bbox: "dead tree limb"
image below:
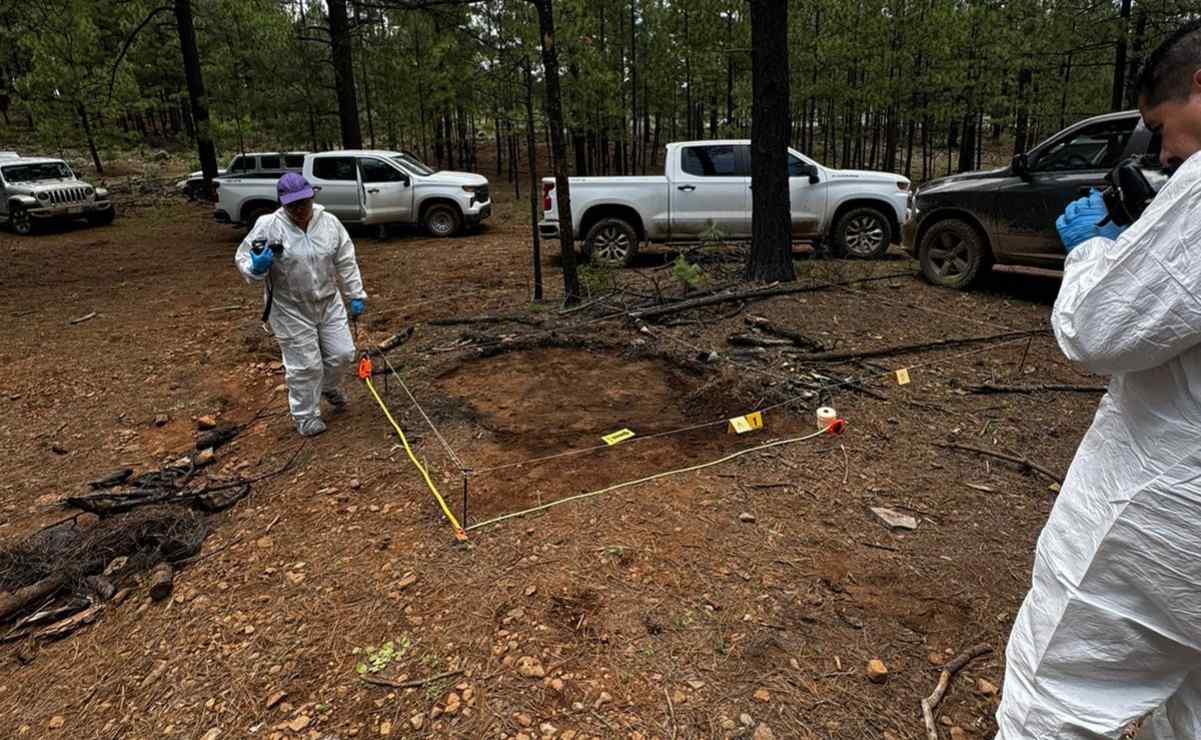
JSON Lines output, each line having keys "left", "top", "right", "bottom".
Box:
{"left": 969, "top": 383, "right": 1106, "bottom": 395}
{"left": 374, "top": 326, "right": 415, "bottom": 354}
{"left": 935, "top": 442, "right": 1063, "bottom": 484}
{"left": 921, "top": 643, "right": 993, "bottom": 740}
{"left": 791, "top": 328, "right": 1047, "bottom": 364}
{"left": 0, "top": 576, "right": 66, "bottom": 622}
{"left": 745, "top": 315, "right": 830, "bottom": 351}
{"left": 428, "top": 315, "right": 542, "bottom": 328}
{"left": 626, "top": 273, "right": 914, "bottom": 322}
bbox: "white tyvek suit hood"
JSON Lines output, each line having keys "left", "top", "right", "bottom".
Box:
{"left": 235, "top": 205, "right": 366, "bottom": 427}
{"left": 996, "top": 150, "right": 1201, "bottom": 738}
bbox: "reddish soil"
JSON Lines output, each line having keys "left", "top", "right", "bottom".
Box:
{"left": 0, "top": 179, "right": 1093, "bottom": 739}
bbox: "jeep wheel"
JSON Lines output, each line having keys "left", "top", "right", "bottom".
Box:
{"left": 831, "top": 206, "right": 892, "bottom": 259}
{"left": 583, "top": 218, "right": 639, "bottom": 268}
{"left": 86, "top": 207, "right": 115, "bottom": 227}
{"left": 8, "top": 204, "right": 32, "bottom": 236}
{"left": 919, "top": 219, "right": 992, "bottom": 289}
{"left": 244, "top": 204, "right": 274, "bottom": 228}
{"left": 424, "top": 203, "right": 463, "bottom": 238}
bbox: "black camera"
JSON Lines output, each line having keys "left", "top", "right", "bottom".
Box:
{"left": 251, "top": 238, "right": 285, "bottom": 256}
{"left": 1099, "top": 155, "right": 1171, "bottom": 227}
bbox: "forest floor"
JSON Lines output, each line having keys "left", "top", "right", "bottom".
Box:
{"left": 0, "top": 178, "right": 1099, "bottom": 740}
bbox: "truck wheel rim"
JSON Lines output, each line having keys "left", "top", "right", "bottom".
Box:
{"left": 12, "top": 209, "right": 30, "bottom": 234}
{"left": 430, "top": 210, "right": 455, "bottom": 235}
{"left": 927, "top": 232, "right": 971, "bottom": 279}
{"left": 845, "top": 215, "right": 884, "bottom": 255}
{"left": 594, "top": 226, "right": 631, "bottom": 263}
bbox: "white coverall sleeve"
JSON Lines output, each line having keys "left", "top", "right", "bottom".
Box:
{"left": 234, "top": 215, "right": 272, "bottom": 284}
{"left": 333, "top": 221, "right": 367, "bottom": 300}
{"left": 1052, "top": 189, "right": 1201, "bottom": 375}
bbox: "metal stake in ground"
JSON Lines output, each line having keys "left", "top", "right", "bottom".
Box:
{"left": 461, "top": 471, "right": 470, "bottom": 529}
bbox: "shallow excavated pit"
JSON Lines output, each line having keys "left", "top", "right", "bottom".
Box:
{"left": 434, "top": 346, "right": 801, "bottom": 520}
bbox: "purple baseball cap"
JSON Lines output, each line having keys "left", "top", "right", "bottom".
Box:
{"left": 277, "top": 172, "right": 315, "bottom": 206}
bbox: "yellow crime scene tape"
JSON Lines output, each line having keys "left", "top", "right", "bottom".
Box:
{"left": 358, "top": 356, "right": 468, "bottom": 542}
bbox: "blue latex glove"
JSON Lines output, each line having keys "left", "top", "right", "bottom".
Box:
{"left": 249, "top": 246, "right": 273, "bottom": 275}
{"left": 350, "top": 298, "right": 365, "bottom": 317}
{"left": 1056, "top": 189, "right": 1126, "bottom": 252}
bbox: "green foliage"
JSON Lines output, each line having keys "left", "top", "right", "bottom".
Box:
{"left": 353, "top": 635, "right": 412, "bottom": 675}
{"left": 578, "top": 263, "right": 618, "bottom": 297}
{"left": 671, "top": 254, "right": 707, "bottom": 290}
{"left": 1, "top": 0, "right": 1196, "bottom": 182}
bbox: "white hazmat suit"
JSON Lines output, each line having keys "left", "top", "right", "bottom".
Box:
{"left": 996, "top": 150, "right": 1201, "bottom": 738}
{"left": 235, "top": 204, "right": 366, "bottom": 429}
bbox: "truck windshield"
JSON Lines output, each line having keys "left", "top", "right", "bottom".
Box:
{"left": 391, "top": 153, "right": 436, "bottom": 176}
{"left": 1, "top": 162, "right": 74, "bottom": 183}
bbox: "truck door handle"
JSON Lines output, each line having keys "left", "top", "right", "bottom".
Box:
{"left": 311, "top": 186, "right": 322, "bottom": 192}
{"left": 677, "top": 185, "right": 696, "bottom": 192}
{"left": 367, "top": 188, "right": 380, "bottom": 194}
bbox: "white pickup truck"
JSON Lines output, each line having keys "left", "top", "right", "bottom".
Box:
{"left": 214, "top": 150, "right": 491, "bottom": 237}
{"left": 539, "top": 140, "right": 912, "bottom": 265}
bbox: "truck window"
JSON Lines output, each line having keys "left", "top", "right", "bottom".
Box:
{"left": 681, "top": 145, "right": 743, "bottom": 177}
{"left": 1034, "top": 118, "right": 1137, "bottom": 172}
{"left": 311, "top": 157, "right": 357, "bottom": 181}
{"left": 230, "top": 156, "right": 250, "bottom": 172}
{"left": 359, "top": 158, "right": 405, "bottom": 183}
{"left": 259, "top": 155, "right": 281, "bottom": 170}
{"left": 284, "top": 154, "right": 305, "bottom": 169}
{"left": 788, "top": 154, "right": 810, "bottom": 176}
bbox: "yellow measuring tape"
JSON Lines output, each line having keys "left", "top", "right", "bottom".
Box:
{"left": 359, "top": 356, "right": 467, "bottom": 541}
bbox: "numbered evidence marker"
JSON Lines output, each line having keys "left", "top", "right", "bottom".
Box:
{"left": 727, "top": 411, "right": 764, "bottom": 435}
{"left": 895, "top": 368, "right": 911, "bottom": 386}
{"left": 602, "top": 428, "right": 636, "bottom": 446}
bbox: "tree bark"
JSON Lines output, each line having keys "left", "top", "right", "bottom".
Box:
{"left": 1111, "top": 0, "right": 1132, "bottom": 112}
{"left": 327, "top": 0, "right": 363, "bottom": 149}
{"left": 76, "top": 103, "right": 104, "bottom": 175}
{"left": 525, "top": 58, "right": 544, "bottom": 302}
{"left": 174, "top": 0, "right": 217, "bottom": 188}
{"left": 531, "top": 0, "right": 581, "bottom": 305}
{"left": 745, "top": 0, "right": 794, "bottom": 283}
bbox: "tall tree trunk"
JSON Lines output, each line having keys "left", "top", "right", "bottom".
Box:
{"left": 1013, "top": 67, "right": 1032, "bottom": 154}
{"left": 76, "top": 103, "right": 103, "bottom": 175}
{"left": 745, "top": 0, "right": 794, "bottom": 283}
{"left": 531, "top": 0, "right": 580, "bottom": 305}
{"left": 957, "top": 111, "right": 976, "bottom": 173}
{"left": 629, "top": 0, "right": 638, "bottom": 176}
{"left": 1124, "top": 9, "right": 1149, "bottom": 109}
{"left": 1111, "top": 0, "right": 1132, "bottom": 112}
{"left": 526, "top": 57, "right": 544, "bottom": 302}
{"left": 327, "top": 0, "right": 362, "bottom": 149}
{"left": 356, "top": 7, "right": 376, "bottom": 148}
{"left": 173, "top": 0, "right": 216, "bottom": 187}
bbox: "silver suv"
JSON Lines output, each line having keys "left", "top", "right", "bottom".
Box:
{"left": 0, "top": 152, "right": 115, "bottom": 235}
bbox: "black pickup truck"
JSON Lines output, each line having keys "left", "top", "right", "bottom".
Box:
{"left": 903, "top": 110, "right": 1160, "bottom": 289}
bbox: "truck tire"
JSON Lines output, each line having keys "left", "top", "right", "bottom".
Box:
{"left": 424, "top": 203, "right": 463, "bottom": 238}
{"left": 918, "top": 219, "right": 992, "bottom": 290}
{"left": 243, "top": 203, "right": 275, "bottom": 228}
{"left": 583, "top": 217, "right": 639, "bottom": 268}
{"left": 8, "top": 204, "right": 33, "bottom": 236}
{"left": 831, "top": 206, "right": 892, "bottom": 259}
{"left": 86, "top": 207, "right": 115, "bottom": 227}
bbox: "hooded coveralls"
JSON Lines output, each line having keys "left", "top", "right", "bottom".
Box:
{"left": 996, "top": 150, "right": 1201, "bottom": 738}
{"left": 234, "top": 204, "right": 366, "bottom": 425}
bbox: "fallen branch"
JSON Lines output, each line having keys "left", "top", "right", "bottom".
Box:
{"left": 921, "top": 643, "right": 993, "bottom": 740}
{"left": 727, "top": 334, "right": 793, "bottom": 348}
{"left": 69, "top": 311, "right": 98, "bottom": 325}
{"left": 359, "top": 668, "right": 464, "bottom": 690}
{"left": 935, "top": 442, "right": 1063, "bottom": 484}
{"left": 374, "top": 326, "right": 414, "bottom": 354}
{"left": 745, "top": 315, "right": 830, "bottom": 352}
{"left": 791, "top": 328, "right": 1047, "bottom": 364}
{"left": 969, "top": 383, "right": 1106, "bottom": 395}
{"left": 626, "top": 273, "right": 914, "bottom": 322}
{"left": 428, "top": 315, "right": 542, "bottom": 328}
{"left": 0, "top": 576, "right": 67, "bottom": 622}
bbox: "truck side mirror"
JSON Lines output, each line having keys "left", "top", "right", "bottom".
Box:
{"left": 1012, "top": 153, "right": 1030, "bottom": 178}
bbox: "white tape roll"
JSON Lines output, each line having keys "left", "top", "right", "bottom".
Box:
{"left": 816, "top": 407, "right": 837, "bottom": 429}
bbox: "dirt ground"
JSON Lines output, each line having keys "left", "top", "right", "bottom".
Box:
{"left": 0, "top": 179, "right": 1101, "bottom": 739}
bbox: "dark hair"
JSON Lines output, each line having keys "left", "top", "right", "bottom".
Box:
{"left": 1137, "top": 19, "right": 1201, "bottom": 106}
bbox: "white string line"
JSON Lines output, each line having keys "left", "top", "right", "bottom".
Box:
{"left": 378, "top": 351, "right": 469, "bottom": 473}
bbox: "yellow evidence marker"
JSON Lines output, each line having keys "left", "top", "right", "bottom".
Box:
{"left": 895, "top": 368, "right": 911, "bottom": 385}
{"left": 603, "top": 428, "right": 636, "bottom": 446}
{"left": 727, "top": 411, "right": 764, "bottom": 434}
